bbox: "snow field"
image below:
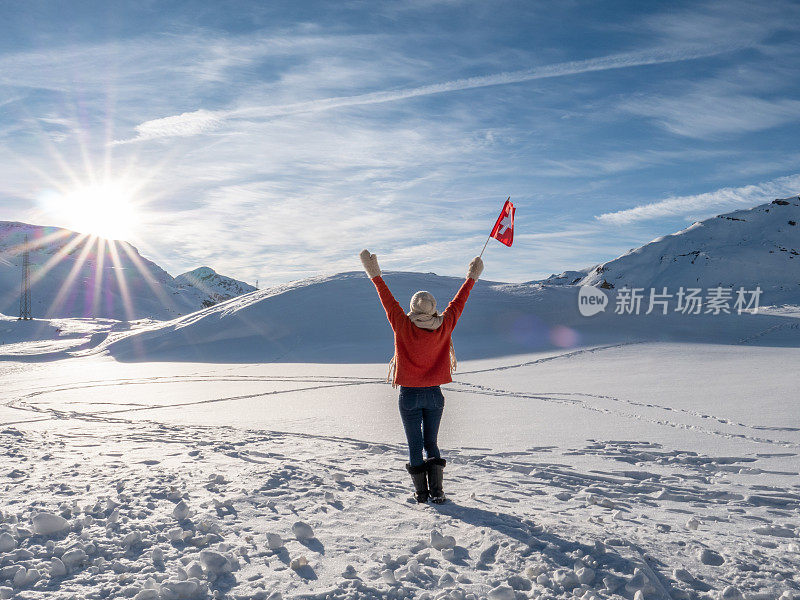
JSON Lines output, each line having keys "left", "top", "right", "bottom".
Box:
{"left": 0, "top": 335, "right": 798, "bottom": 600}
{"left": 1, "top": 413, "right": 798, "bottom": 600}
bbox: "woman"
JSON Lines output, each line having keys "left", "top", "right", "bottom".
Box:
{"left": 359, "top": 249, "right": 484, "bottom": 503}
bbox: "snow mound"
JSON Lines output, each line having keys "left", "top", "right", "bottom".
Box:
{"left": 94, "top": 272, "right": 603, "bottom": 362}
{"left": 95, "top": 268, "right": 799, "bottom": 363}
{"left": 31, "top": 512, "right": 69, "bottom": 536}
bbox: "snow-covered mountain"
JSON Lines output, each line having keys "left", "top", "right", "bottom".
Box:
{"left": 5, "top": 198, "right": 799, "bottom": 361}
{"left": 0, "top": 221, "right": 253, "bottom": 320}
{"left": 98, "top": 276, "right": 799, "bottom": 364}
{"left": 96, "top": 198, "right": 800, "bottom": 362}
{"left": 538, "top": 197, "right": 800, "bottom": 301}
{"left": 174, "top": 266, "right": 256, "bottom": 308}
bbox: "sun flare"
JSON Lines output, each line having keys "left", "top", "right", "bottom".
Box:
{"left": 59, "top": 182, "right": 139, "bottom": 240}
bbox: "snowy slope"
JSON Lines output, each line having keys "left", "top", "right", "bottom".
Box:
{"left": 0, "top": 222, "right": 253, "bottom": 320}
{"left": 542, "top": 198, "right": 800, "bottom": 300}
{"left": 98, "top": 272, "right": 554, "bottom": 362}
{"left": 93, "top": 198, "right": 800, "bottom": 363}
{"left": 94, "top": 272, "right": 799, "bottom": 364}
{"left": 6, "top": 198, "right": 800, "bottom": 361}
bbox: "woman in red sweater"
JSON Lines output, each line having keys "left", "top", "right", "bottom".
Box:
{"left": 360, "top": 249, "right": 484, "bottom": 503}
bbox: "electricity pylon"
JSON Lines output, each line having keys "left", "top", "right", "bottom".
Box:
{"left": 18, "top": 234, "right": 32, "bottom": 321}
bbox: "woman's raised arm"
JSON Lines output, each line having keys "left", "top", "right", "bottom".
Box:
{"left": 443, "top": 256, "right": 483, "bottom": 326}
{"left": 360, "top": 249, "right": 405, "bottom": 329}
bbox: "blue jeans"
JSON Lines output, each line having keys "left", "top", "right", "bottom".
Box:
{"left": 399, "top": 386, "right": 445, "bottom": 467}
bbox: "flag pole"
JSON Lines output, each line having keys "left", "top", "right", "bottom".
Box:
{"left": 479, "top": 235, "right": 491, "bottom": 259}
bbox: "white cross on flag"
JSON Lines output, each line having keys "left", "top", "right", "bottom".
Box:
{"left": 489, "top": 198, "right": 515, "bottom": 247}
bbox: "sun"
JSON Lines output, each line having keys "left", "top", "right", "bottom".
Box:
{"left": 61, "top": 181, "right": 139, "bottom": 240}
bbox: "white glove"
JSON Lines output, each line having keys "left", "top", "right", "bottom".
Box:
{"left": 467, "top": 256, "right": 484, "bottom": 280}
{"left": 360, "top": 249, "right": 381, "bottom": 278}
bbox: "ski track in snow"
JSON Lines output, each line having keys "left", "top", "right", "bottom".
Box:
{"left": 446, "top": 382, "right": 800, "bottom": 451}
{"left": 4, "top": 361, "right": 798, "bottom": 450}
{"left": 456, "top": 343, "right": 645, "bottom": 375}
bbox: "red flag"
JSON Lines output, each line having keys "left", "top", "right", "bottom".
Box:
{"left": 489, "top": 198, "right": 515, "bottom": 247}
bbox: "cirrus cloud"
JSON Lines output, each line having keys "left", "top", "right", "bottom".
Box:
{"left": 596, "top": 174, "right": 800, "bottom": 224}
{"left": 115, "top": 42, "right": 747, "bottom": 144}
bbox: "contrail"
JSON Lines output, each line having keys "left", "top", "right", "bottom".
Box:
{"left": 116, "top": 43, "right": 745, "bottom": 144}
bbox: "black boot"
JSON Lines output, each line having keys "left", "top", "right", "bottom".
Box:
{"left": 406, "top": 463, "right": 429, "bottom": 503}
{"left": 426, "top": 458, "right": 447, "bottom": 504}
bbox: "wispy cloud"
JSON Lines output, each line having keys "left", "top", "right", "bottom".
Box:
{"left": 622, "top": 93, "right": 800, "bottom": 138}
{"left": 643, "top": 0, "right": 800, "bottom": 47}
{"left": 3, "top": 1, "right": 799, "bottom": 288}
{"left": 618, "top": 13, "right": 800, "bottom": 141}
{"left": 535, "top": 148, "right": 734, "bottom": 177}
{"left": 116, "top": 43, "right": 746, "bottom": 144}
{"left": 596, "top": 174, "right": 800, "bottom": 224}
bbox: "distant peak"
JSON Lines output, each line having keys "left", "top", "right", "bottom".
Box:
{"left": 191, "top": 266, "right": 217, "bottom": 274}
{"left": 180, "top": 266, "right": 218, "bottom": 280}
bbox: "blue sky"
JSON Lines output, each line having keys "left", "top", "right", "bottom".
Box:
{"left": 1, "top": 0, "right": 799, "bottom": 285}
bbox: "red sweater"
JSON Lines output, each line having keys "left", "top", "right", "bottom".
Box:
{"left": 371, "top": 276, "right": 475, "bottom": 387}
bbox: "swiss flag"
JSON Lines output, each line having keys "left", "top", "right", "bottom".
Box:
{"left": 489, "top": 198, "right": 515, "bottom": 247}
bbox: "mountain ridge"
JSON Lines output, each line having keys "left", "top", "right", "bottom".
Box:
{"left": 3, "top": 196, "right": 799, "bottom": 330}
{"left": 0, "top": 221, "right": 254, "bottom": 320}
{"left": 91, "top": 197, "right": 800, "bottom": 362}
{"left": 535, "top": 197, "right": 800, "bottom": 302}
{"left": 174, "top": 266, "right": 256, "bottom": 309}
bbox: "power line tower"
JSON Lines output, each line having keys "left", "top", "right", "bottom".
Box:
{"left": 18, "top": 234, "right": 32, "bottom": 321}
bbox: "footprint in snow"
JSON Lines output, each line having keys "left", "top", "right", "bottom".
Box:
{"left": 477, "top": 542, "right": 499, "bottom": 569}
